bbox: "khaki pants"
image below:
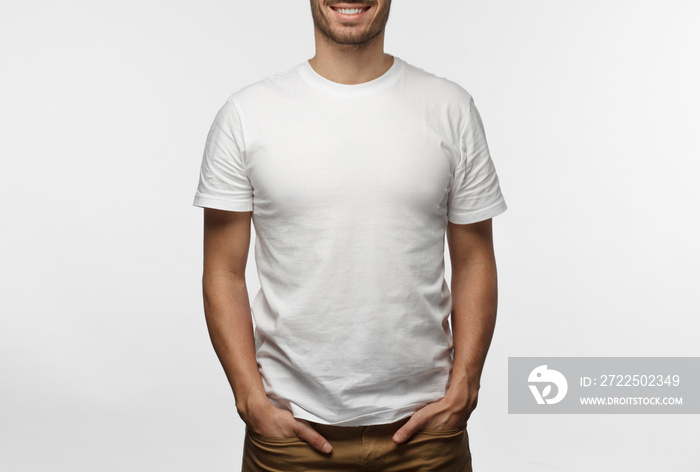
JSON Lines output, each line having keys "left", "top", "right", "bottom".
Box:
{"left": 241, "top": 415, "right": 473, "bottom": 472}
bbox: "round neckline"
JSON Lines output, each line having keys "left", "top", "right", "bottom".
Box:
{"left": 298, "top": 55, "right": 404, "bottom": 97}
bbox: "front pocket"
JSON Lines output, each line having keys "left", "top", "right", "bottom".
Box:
{"left": 246, "top": 427, "right": 303, "bottom": 444}
{"left": 419, "top": 427, "right": 466, "bottom": 435}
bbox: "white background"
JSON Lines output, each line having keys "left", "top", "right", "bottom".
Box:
{"left": 1, "top": 0, "right": 699, "bottom": 470}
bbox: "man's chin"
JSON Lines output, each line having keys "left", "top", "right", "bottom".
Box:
{"left": 319, "top": 28, "right": 372, "bottom": 47}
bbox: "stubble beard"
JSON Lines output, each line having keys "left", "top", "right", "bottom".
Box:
{"left": 310, "top": 1, "right": 391, "bottom": 49}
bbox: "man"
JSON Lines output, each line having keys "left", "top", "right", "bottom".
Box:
{"left": 193, "top": 0, "right": 507, "bottom": 470}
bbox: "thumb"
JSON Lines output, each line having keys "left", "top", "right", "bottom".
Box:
{"left": 392, "top": 416, "right": 422, "bottom": 444}
{"left": 294, "top": 418, "right": 333, "bottom": 454}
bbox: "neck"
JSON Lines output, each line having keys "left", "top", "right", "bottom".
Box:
{"left": 308, "top": 29, "right": 393, "bottom": 85}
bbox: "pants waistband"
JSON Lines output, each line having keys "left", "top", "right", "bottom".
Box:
{"left": 306, "top": 415, "right": 412, "bottom": 439}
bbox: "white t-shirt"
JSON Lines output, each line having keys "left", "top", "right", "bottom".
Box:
{"left": 193, "top": 55, "right": 507, "bottom": 426}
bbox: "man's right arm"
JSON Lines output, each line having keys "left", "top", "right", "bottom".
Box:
{"left": 200, "top": 207, "right": 334, "bottom": 453}
{"left": 201, "top": 207, "right": 266, "bottom": 421}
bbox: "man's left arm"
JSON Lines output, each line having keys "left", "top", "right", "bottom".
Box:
{"left": 444, "top": 217, "right": 498, "bottom": 415}
{"left": 393, "top": 218, "right": 498, "bottom": 443}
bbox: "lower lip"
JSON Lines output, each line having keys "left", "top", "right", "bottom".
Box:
{"left": 330, "top": 6, "right": 372, "bottom": 21}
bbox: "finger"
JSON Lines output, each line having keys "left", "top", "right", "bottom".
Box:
{"left": 392, "top": 418, "right": 421, "bottom": 444}
{"left": 295, "top": 420, "right": 333, "bottom": 454}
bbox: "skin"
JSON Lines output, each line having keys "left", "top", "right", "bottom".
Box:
{"left": 200, "top": 0, "right": 499, "bottom": 455}
{"left": 308, "top": 0, "right": 394, "bottom": 85}
{"left": 393, "top": 218, "right": 498, "bottom": 443}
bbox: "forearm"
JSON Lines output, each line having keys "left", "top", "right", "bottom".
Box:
{"left": 446, "top": 258, "right": 498, "bottom": 397}
{"left": 202, "top": 274, "right": 267, "bottom": 419}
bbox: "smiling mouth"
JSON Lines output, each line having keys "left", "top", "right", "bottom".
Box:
{"left": 330, "top": 5, "right": 372, "bottom": 17}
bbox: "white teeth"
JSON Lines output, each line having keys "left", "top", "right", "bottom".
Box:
{"left": 336, "top": 8, "right": 364, "bottom": 14}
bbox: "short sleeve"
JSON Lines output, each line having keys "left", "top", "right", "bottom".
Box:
{"left": 192, "top": 98, "right": 254, "bottom": 212}
{"left": 447, "top": 97, "right": 507, "bottom": 224}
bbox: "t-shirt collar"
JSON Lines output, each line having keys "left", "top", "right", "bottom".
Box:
{"left": 298, "top": 55, "right": 404, "bottom": 97}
